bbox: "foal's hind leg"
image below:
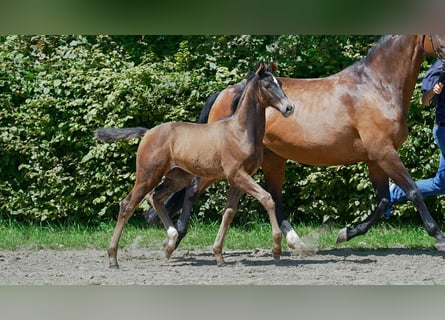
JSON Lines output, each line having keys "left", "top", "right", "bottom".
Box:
{"left": 231, "top": 170, "right": 282, "bottom": 260}
{"left": 108, "top": 182, "right": 152, "bottom": 268}
{"left": 213, "top": 187, "right": 243, "bottom": 266}
{"left": 147, "top": 168, "right": 194, "bottom": 258}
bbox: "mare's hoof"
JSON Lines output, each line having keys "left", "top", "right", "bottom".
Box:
{"left": 272, "top": 253, "right": 281, "bottom": 261}
{"left": 336, "top": 227, "right": 348, "bottom": 244}
{"left": 109, "top": 264, "right": 119, "bottom": 269}
{"left": 434, "top": 239, "right": 445, "bottom": 251}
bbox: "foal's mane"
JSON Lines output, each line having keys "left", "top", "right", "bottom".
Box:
{"left": 224, "top": 71, "right": 258, "bottom": 118}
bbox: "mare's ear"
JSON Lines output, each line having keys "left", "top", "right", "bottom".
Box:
{"left": 268, "top": 61, "right": 278, "bottom": 74}
{"left": 255, "top": 61, "right": 265, "bottom": 76}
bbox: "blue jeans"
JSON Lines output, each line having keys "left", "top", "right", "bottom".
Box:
{"left": 386, "top": 125, "right": 445, "bottom": 216}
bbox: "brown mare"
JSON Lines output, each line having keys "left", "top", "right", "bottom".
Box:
{"left": 145, "top": 35, "right": 445, "bottom": 252}
{"left": 95, "top": 62, "right": 295, "bottom": 267}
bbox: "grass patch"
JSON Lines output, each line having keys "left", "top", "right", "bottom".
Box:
{"left": 0, "top": 218, "right": 438, "bottom": 251}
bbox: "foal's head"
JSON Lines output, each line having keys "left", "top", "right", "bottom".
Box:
{"left": 250, "top": 61, "right": 294, "bottom": 117}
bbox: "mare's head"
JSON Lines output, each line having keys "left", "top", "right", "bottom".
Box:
{"left": 251, "top": 61, "right": 294, "bottom": 117}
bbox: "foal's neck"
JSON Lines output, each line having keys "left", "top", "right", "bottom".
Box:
{"left": 232, "top": 79, "right": 266, "bottom": 145}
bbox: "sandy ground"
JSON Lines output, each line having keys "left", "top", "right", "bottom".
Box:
{"left": 2, "top": 244, "right": 445, "bottom": 285}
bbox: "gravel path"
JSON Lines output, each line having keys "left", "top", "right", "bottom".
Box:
{"left": 2, "top": 246, "right": 445, "bottom": 285}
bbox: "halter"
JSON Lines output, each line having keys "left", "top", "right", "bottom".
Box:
{"left": 422, "top": 35, "right": 445, "bottom": 61}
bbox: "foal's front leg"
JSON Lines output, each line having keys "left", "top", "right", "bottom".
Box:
{"left": 262, "top": 149, "right": 309, "bottom": 254}
{"left": 213, "top": 187, "right": 243, "bottom": 266}
{"left": 231, "top": 171, "right": 282, "bottom": 260}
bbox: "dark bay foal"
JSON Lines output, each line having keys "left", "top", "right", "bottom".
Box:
{"left": 95, "top": 62, "right": 295, "bottom": 267}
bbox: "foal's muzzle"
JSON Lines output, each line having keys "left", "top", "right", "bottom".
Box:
{"left": 283, "top": 104, "right": 295, "bottom": 117}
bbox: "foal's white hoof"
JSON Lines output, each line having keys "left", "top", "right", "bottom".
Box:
{"left": 336, "top": 227, "right": 348, "bottom": 243}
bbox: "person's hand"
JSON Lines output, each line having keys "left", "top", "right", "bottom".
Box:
{"left": 433, "top": 82, "right": 444, "bottom": 95}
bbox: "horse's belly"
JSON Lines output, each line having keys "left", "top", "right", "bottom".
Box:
{"left": 264, "top": 133, "right": 367, "bottom": 166}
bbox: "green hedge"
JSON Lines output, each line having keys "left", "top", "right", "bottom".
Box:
{"left": 1, "top": 35, "right": 441, "bottom": 225}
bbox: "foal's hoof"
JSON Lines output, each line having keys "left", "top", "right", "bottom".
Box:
{"left": 434, "top": 239, "right": 445, "bottom": 251}
{"left": 165, "top": 248, "right": 174, "bottom": 259}
{"left": 108, "top": 264, "right": 119, "bottom": 269}
{"left": 272, "top": 253, "right": 281, "bottom": 261}
{"left": 215, "top": 255, "right": 226, "bottom": 267}
{"left": 217, "top": 260, "right": 227, "bottom": 267}
{"left": 336, "top": 227, "right": 348, "bottom": 244}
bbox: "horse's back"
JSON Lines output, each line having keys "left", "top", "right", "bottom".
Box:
{"left": 141, "top": 121, "right": 227, "bottom": 178}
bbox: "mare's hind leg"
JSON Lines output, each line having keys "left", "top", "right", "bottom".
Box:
{"left": 147, "top": 168, "right": 194, "bottom": 258}
{"left": 336, "top": 161, "right": 391, "bottom": 243}
{"left": 338, "top": 150, "right": 445, "bottom": 250}
{"left": 262, "top": 150, "right": 309, "bottom": 253}
{"left": 230, "top": 170, "right": 282, "bottom": 260}
{"left": 108, "top": 181, "right": 153, "bottom": 268}
{"left": 213, "top": 187, "right": 243, "bottom": 266}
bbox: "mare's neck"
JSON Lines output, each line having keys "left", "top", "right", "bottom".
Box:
{"left": 364, "top": 35, "right": 425, "bottom": 107}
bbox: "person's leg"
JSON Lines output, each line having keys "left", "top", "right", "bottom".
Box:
{"left": 386, "top": 126, "right": 445, "bottom": 217}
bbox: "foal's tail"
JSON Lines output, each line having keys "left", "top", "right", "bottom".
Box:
{"left": 94, "top": 127, "right": 148, "bottom": 142}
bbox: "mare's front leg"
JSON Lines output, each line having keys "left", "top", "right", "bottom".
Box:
{"left": 143, "top": 190, "right": 185, "bottom": 224}
{"left": 213, "top": 187, "right": 243, "bottom": 266}
{"left": 336, "top": 161, "right": 391, "bottom": 243}
{"left": 175, "top": 177, "right": 216, "bottom": 248}
{"left": 262, "top": 150, "right": 309, "bottom": 253}
{"left": 231, "top": 170, "right": 282, "bottom": 260}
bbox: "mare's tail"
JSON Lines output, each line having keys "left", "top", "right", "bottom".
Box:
{"left": 94, "top": 127, "right": 148, "bottom": 142}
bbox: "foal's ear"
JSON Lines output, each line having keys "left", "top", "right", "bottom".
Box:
{"left": 255, "top": 61, "right": 266, "bottom": 76}
{"left": 268, "top": 61, "right": 278, "bottom": 74}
